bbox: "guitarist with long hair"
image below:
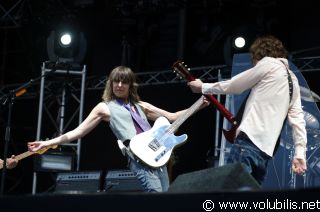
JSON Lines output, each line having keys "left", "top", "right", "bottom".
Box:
{"left": 28, "top": 66, "right": 208, "bottom": 192}
{"left": 188, "top": 35, "right": 307, "bottom": 185}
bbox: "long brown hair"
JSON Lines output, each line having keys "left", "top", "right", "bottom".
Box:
{"left": 250, "top": 35, "right": 288, "bottom": 63}
{"left": 102, "top": 66, "right": 140, "bottom": 103}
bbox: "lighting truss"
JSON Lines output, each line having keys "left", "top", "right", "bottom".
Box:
{"left": 292, "top": 56, "right": 320, "bottom": 72}
{"left": 0, "top": 0, "right": 25, "bottom": 28}
{"left": 86, "top": 64, "right": 228, "bottom": 91}
{"left": 1, "top": 58, "right": 320, "bottom": 101}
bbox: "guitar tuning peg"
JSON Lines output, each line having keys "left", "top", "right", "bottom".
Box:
{"left": 188, "top": 68, "right": 191, "bottom": 71}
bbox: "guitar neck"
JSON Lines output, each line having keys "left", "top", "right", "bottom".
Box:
{"left": 182, "top": 72, "right": 235, "bottom": 123}
{"left": 204, "top": 94, "right": 236, "bottom": 124}
{"left": 0, "top": 145, "right": 58, "bottom": 169}
{"left": 168, "top": 96, "right": 204, "bottom": 133}
{"left": 173, "top": 61, "right": 238, "bottom": 143}
{"left": 0, "top": 151, "right": 34, "bottom": 169}
{"left": 15, "top": 151, "right": 35, "bottom": 161}
{"left": 172, "top": 60, "right": 237, "bottom": 126}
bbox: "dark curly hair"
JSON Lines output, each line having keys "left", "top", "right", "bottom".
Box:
{"left": 250, "top": 35, "right": 288, "bottom": 64}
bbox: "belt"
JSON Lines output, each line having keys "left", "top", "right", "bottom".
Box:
{"left": 236, "top": 131, "right": 272, "bottom": 159}
{"left": 237, "top": 131, "right": 248, "bottom": 139}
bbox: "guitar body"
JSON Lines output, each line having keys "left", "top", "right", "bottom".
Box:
{"left": 129, "top": 116, "right": 188, "bottom": 168}
{"left": 222, "top": 125, "right": 238, "bottom": 143}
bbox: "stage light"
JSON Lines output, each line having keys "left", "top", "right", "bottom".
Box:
{"left": 223, "top": 25, "right": 258, "bottom": 65}
{"left": 59, "top": 33, "right": 72, "bottom": 47}
{"left": 233, "top": 36, "right": 246, "bottom": 49}
{"left": 47, "top": 29, "right": 87, "bottom": 64}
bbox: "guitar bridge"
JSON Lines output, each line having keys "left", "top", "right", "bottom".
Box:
{"left": 148, "top": 139, "right": 161, "bottom": 151}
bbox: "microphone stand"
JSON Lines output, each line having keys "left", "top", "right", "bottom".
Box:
{"left": 0, "top": 63, "right": 58, "bottom": 195}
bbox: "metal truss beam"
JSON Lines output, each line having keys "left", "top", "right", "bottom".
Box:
{"left": 1, "top": 57, "right": 320, "bottom": 101}
{"left": 86, "top": 64, "right": 227, "bottom": 91}
{"left": 0, "top": 0, "right": 26, "bottom": 28}
{"left": 32, "top": 63, "right": 86, "bottom": 194}
{"left": 292, "top": 56, "right": 320, "bottom": 72}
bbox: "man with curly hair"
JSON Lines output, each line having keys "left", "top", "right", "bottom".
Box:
{"left": 188, "top": 35, "right": 307, "bottom": 185}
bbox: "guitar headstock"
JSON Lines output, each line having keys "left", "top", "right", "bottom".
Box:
{"left": 172, "top": 60, "right": 195, "bottom": 81}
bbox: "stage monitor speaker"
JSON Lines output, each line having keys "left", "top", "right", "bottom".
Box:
{"left": 168, "top": 163, "right": 260, "bottom": 193}
{"left": 104, "top": 169, "right": 144, "bottom": 192}
{"left": 54, "top": 171, "right": 102, "bottom": 194}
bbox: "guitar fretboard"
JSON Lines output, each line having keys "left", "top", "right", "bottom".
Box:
{"left": 0, "top": 145, "right": 58, "bottom": 170}
{"left": 0, "top": 151, "right": 35, "bottom": 169}
{"left": 167, "top": 96, "right": 204, "bottom": 134}
{"left": 173, "top": 61, "right": 237, "bottom": 125}
{"left": 16, "top": 151, "right": 35, "bottom": 161}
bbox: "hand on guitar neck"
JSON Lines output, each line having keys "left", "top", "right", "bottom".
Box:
{"left": 0, "top": 144, "right": 58, "bottom": 170}
{"left": 172, "top": 60, "right": 239, "bottom": 143}
{"left": 0, "top": 155, "right": 18, "bottom": 170}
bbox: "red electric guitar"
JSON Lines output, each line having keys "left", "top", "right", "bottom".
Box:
{"left": 172, "top": 60, "right": 238, "bottom": 143}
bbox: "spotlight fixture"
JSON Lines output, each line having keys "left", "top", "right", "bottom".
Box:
{"left": 59, "top": 33, "right": 72, "bottom": 47}
{"left": 47, "top": 30, "right": 87, "bottom": 64}
{"left": 233, "top": 36, "right": 246, "bottom": 49}
{"left": 223, "top": 24, "right": 258, "bottom": 65}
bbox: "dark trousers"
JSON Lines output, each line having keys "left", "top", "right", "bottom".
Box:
{"left": 227, "top": 132, "right": 271, "bottom": 185}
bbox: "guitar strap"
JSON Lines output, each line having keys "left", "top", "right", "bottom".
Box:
{"left": 234, "top": 91, "right": 251, "bottom": 124}
{"left": 272, "top": 61, "right": 293, "bottom": 156}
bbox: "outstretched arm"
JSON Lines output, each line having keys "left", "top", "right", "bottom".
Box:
{"left": 138, "top": 97, "right": 208, "bottom": 123}
{"left": 188, "top": 61, "right": 268, "bottom": 95}
{"left": 28, "top": 102, "right": 110, "bottom": 152}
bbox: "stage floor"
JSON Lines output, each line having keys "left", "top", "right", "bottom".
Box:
{"left": 1, "top": 187, "right": 319, "bottom": 212}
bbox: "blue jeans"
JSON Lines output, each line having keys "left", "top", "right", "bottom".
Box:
{"left": 128, "top": 157, "right": 169, "bottom": 192}
{"left": 227, "top": 133, "right": 270, "bottom": 185}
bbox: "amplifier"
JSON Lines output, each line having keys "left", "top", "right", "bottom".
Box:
{"left": 54, "top": 171, "right": 102, "bottom": 194}
{"left": 104, "top": 169, "right": 143, "bottom": 192}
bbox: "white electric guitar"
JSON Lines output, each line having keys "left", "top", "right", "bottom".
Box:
{"left": 129, "top": 96, "right": 204, "bottom": 168}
